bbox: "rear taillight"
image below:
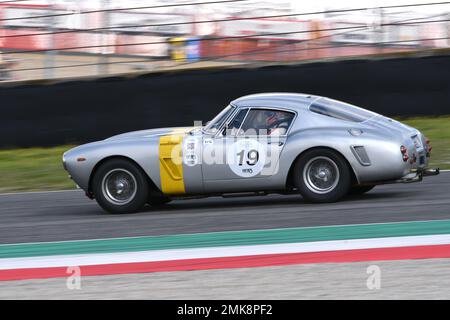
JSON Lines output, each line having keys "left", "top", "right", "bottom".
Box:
{"left": 400, "top": 145, "right": 408, "bottom": 162}
{"left": 425, "top": 137, "right": 432, "bottom": 156}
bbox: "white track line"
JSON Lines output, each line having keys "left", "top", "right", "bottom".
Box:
{"left": 0, "top": 189, "right": 80, "bottom": 197}
{"left": 2, "top": 234, "right": 450, "bottom": 270}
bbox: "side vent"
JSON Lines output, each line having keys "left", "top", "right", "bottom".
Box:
{"left": 351, "top": 146, "right": 371, "bottom": 166}
{"left": 159, "top": 134, "right": 185, "bottom": 194}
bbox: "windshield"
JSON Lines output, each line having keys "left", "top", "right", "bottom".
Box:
{"left": 203, "top": 105, "right": 235, "bottom": 134}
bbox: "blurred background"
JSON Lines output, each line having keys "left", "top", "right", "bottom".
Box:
{"left": 0, "top": 0, "right": 448, "bottom": 81}
{"left": 1, "top": 1, "right": 450, "bottom": 302}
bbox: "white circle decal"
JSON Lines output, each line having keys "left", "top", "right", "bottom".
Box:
{"left": 227, "top": 139, "right": 266, "bottom": 177}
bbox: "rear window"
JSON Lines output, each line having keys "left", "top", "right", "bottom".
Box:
{"left": 309, "top": 98, "right": 377, "bottom": 123}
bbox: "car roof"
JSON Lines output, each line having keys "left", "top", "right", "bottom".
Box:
{"left": 230, "top": 93, "right": 320, "bottom": 111}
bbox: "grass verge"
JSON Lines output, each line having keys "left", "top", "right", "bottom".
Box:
{"left": 0, "top": 145, "right": 76, "bottom": 193}
{"left": 401, "top": 116, "right": 450, "bottom": 171}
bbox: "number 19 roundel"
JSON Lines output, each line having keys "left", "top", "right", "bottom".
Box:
{"left": 227, "top": 138, "right": 266, "bottom": 178}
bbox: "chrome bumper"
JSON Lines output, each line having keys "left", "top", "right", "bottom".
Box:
{"left": 398, "top": 168, "right": 440, "bottom": 183}
{"left": 421, "top": 168, "right": 440, "bottom": 176}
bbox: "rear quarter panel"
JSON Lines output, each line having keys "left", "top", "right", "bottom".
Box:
{"left": 273, "top": 112, "right": 409, "bottom": 186}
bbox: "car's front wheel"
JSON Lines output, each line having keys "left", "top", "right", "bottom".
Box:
{"left": 92, "top": 158, "right": 149, "bottom": 214}
{"left": 293, "top": 149, "right": 351, "bottom": 203}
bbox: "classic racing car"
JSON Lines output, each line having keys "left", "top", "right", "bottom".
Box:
{"left": 63, "top": 93, "right": 439, "bottom": 213}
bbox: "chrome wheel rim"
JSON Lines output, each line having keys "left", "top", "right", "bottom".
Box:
{"left": 303, "top": 156, "right": 340, "bottom": 194}
{"left": 101, "top": 169, "right": 137, "bottom": 205}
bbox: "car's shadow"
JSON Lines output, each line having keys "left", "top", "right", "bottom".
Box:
{"left": 133, "top": 190, "right": 412, "bottom": 215}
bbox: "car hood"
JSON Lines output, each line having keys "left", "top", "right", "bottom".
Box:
{"left": 104, "top": 127, "right": 194, "bottom": 141}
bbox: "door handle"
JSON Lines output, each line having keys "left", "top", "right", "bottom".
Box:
{"left": 267, "top": 141, "right": 284, "bottom": 146}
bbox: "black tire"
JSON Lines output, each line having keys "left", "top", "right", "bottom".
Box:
{"left": 92, "top": 158, "right": 149, "bottom": 214}
{"left": 348, "top": 185, "right": 375, "bottom": 195}
{"left": 148, "top": 196, "right": 172, "bottom": 206}
{"left": 293, "top": 148, "right": 352, "bottom": 203}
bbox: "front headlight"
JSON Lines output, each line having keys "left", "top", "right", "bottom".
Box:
{"left": 62, "top": 152, "right": 67, "bottom": 170}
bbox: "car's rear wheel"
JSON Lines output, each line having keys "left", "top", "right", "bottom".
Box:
{"left": 348, "top": 185, "right": 375, "bottom": 195}
{"left": 92, "top": 158, "right": 149, "bottom": 214}
{"left": 293, "top": 149, "right": 351, "bottom": 203}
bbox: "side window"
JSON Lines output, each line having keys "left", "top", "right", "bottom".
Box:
{"left": 223, "top": 108, "right": 248, "bottom": 136}
{"left": 309, "top": 98, "right": 377, "bottom": 122}
{"left": 239, "top": 109, "right": 295, "bottom": 136}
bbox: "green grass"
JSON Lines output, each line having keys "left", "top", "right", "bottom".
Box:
{"left": 0, "top": 145, "right": 76, "bottom": 192}
{"left": 0, "top": 116, "right": 449, "bottom": 193}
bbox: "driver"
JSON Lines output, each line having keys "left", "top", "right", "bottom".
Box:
{"left": 266, "top": 111, "right": 290, "bottom": 135}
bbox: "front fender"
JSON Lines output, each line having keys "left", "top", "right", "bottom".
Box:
{"left": 63, "top": 138, "right": 161, "bottom": 191}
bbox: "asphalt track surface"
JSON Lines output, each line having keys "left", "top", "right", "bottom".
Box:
{"left": 0, "top": 173, "right": 449, "bottom": 244}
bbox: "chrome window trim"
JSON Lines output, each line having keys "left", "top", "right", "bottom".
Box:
{"left": 203, "top": 104, "right": 237, "bottom": 136}
{"left": 224, "top": 107, "right": 250, "bottom": 137}
{"left": 233, "top": 106, "right": 298, "bottom": 138}
{"left": 211, "top": 104, "right": 241, "bottom": 138}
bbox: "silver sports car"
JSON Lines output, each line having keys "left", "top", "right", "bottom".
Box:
{"left": 63, "top": 93, "right": 439, "bottom": 213}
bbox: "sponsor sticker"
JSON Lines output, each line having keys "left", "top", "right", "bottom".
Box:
{"left": 203, "top": 138, "right": 213, "bottom": 145}
{"left": 183, "top": 137, "right": 200, "bottom": 166}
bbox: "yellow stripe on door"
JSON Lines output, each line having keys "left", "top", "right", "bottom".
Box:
{"left": 159, "top": 134, "right": 185, "bottom": 194}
